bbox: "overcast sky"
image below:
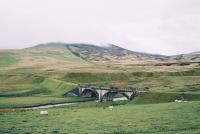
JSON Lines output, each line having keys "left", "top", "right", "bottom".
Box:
{"left": 0, "top": 0, "right": 200, "bottom": 55}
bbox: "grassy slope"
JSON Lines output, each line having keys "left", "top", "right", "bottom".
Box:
{"left": 0, "top": 52, "right": 17, "bottom": 67}
{"left": 62, "top": 72, "right": 130, "bottom": 83}
{"left": 0, "top": 78, "right": 79, "bottom": 108}
{"left": 0, "top": 87, "right": 48, "bottom": 97}
{"left": 0, "top": 69, "right": 45, "bottom": 92}
{"left": 40, "top": 78, "right": 77, "bottom": 96}
{"left": 132, "top": 92, "right": 200, "bottom": 104}
{"left": 0, "top": 78, "right": 76, "bottom": 97}
{"left": 0, "top": 101, "right": 199, "bottom": 134}
{"left": 27, "top": 44, "right": 87, "bottom": 64}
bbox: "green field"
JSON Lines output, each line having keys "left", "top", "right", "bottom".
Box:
{"left": 0, "top": 101, "right": 200, "bottom": 134}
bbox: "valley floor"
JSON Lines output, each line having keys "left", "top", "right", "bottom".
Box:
{"left": 0, "top": 101, "right": 200, "bottom": 134}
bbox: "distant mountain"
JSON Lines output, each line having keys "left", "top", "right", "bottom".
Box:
{"left": 0, "top": 43, "right": 200, "bottom": 70}
{"left": 170, "top": 51, "right": 200, "bottom": 62}
{"left": 65, "top": 43, "right": 169, "bottom": 64}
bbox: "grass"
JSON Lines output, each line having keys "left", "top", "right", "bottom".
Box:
{"left": 0, "top": 101, "right": 199, "bottom": 134}
{"left": 0, "top": 72, "right": 44, "bottom": 92}
{"left": 40, "top": 78, "right": 77, "bottom": 96}
{"left": 127, "top": 75, "right": 200, "bottom": 92}
{"left": 132, "top": 92, "right": 200, "bottom": 104}
{"left": 0, "top": 77, "right": 81, "bottom": 109}
{"left": 0, "top": 52, "right": 17, "bottom": 67}
{"left": 62, "top": 72, "right": 130, "bottom": 83}
{"left": 0, "top": 77, "right": 76, "bottom": 96}
{"left": 0, "top": 97, "right": 94, "bottom": 109}
{"left": 27, "top": 43, "right": 88, "bottom": 64}
{"left": 0, "top": 87, "right": 48, "bottom": 97}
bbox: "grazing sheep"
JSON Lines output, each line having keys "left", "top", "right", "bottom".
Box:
{"left": 175, "top": 99, "right": 188, "bottom": 103}
{"left": 40, "top": 111, "right": 48, "bottom": 116}
{"left": 109, "top": 106, "right": 114, "bottom": 111}
{"left": 175, "top": 99, "right": 182, "bottom": 103}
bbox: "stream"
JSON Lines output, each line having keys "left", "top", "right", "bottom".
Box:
{"left": 25, "top": 102, "right": 77, "bottom": 110}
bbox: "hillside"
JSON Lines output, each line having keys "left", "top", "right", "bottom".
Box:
{"left": 0, "top": 43, "right": 90, "bottom": 71}
{"left": 0, "top": 43, "right": 169, "bottom": 70}
{"left": 1, "top": 43, "right": 200, "bottom": 70}
{"left": 171, "top": 51, "right": 200, "bottom": 62}
{"left": 65, "top": 43, "right": 169, "bottom": 64}
{"left": 0, "top": 42, "right": 200, "bottom": 78}
{"left": 0, "top": 42, "right": 200, "bottom": 94}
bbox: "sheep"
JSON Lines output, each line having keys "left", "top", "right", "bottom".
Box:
{"left": 174, "top": 99, "right": 188, "bottom": 103}
{"left": 175, "top": 100, "right": 180, "bottom": 102}
{"left": 109, "top": 106, "right": 114, "bottom": 111}
{"left": 175, "top": 99, "right": 182, "bottom": 103}
{"left": 40, "top": 111, "right": 48, "bottom": 116}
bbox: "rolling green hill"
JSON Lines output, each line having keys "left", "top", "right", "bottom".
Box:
{"left": 1, "top": 43, "right": 200, "bottom": 70}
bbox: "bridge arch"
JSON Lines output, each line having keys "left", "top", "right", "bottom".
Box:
{"left": 121, "top": 92, "right": 137, "bottom": 100}
{"left": 80, "top": 88, "right": 99, "bottom": 98}
{"left": 101, "top": 91, "right": 118, "bottom": 101}
{"left": 101, "top": 91, "right": 137, "bottom": 101}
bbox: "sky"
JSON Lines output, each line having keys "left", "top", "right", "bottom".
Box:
{"left": 0, "top": 0, "right": 200, "bottom": 55}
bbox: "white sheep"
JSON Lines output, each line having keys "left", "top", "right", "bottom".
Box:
{"left": 40, "top": 111, "right": 48, "bottom": 116}
{"left": 174, "top": 99, "right": 188, "bottom": 103}
{"left": 175, "top": 99, "right": 181, "bottom": 102}
{"left": 109, "top": 106, "right": 114, "bottom": 111}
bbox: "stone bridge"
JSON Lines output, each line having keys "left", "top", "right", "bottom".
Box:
{"left": 77, "top": 85, "right": 148, "bottom": 102}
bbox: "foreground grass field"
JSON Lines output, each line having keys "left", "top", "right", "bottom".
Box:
{"left": 0, "top": 101, "right": 199, "bottom": 134}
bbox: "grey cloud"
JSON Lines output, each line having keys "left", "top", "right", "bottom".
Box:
{"left": 0, "top": 0, "right": 200, "bottom": 55}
